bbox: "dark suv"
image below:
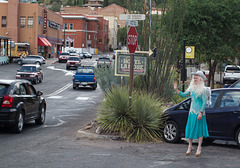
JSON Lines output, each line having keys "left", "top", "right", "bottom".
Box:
{"left": 0, "top": 79, "right": 46, "bottom": 133}
{"left": 16, "top": 64, "right": 43, "bottom": 84}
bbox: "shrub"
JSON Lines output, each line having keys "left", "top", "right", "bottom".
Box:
{"left": 97, "top": 87, "right": 166, "bottom": 142}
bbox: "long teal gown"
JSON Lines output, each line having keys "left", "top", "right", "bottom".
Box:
{"left": 178, "top": 89, "right": 209, "bottom": 139}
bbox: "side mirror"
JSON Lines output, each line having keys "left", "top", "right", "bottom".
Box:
{"left": 36, "top": 91, "right": 43, "bottom": 96}
{"left": 96, "top": 59, "right": 98, "bottom": 61}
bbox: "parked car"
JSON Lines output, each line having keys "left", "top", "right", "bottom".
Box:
{"left": 16, "top": 64, "right": 43, "bottom": 84}
{"left": 83, "top": 52, "right": 92, "bottom": 59}
{"left": 163, "top": 88, "right": 240, "bottom": 148}
{"left": 78, "top": 53, "right": 84, "bottom": 59}
{"left": 19, "top": 55, "right": 45, "bottom": 65}
{"left": 58, "top": 52, "right": 70, "bottom": 63}
{"left": 223, "top": 65, "right": 240, "bottom": 85}
{"left": 66, "top": 56, "right": 81, "bottom": 70}
{"left": 0, "top": 79, "right": 46, "bottom": 133}
{"left": 72, "top": 66, "right": 97, "bottom": 90}
{"left": 96, "top": 57, "right": 112, "bottom": 68}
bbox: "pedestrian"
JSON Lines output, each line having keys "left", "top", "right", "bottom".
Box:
{"left": 173, "top": 71, "right": 210, "bottom": 157}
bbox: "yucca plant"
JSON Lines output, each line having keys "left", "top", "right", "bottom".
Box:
{"left": 97, "top": 86, "right": 167, "bottom": 142}
{"left": 126, "top": 92, "right": 166, "bottom": 142}
{"left": 97, "top": 87, "right": 132, "bottom": 137}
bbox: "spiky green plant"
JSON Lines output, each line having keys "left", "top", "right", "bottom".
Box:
{"left": 126, "top": 92, "right": 166, "bottom": 142}
{"left": 97, "top": 87, "right": 132, "bottom": 137}
{"left": 97, "top": 87, "right": 166, "bottom": 142}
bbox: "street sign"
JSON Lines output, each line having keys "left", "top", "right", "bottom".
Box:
{"left": 119, "top": 14, "right": 145, "bottom": 20}
{"left": 127, "top": 26, "right": 138, "bottom": 54}
{"left": 126, "top": 20, "right": 138, "bottom": 27}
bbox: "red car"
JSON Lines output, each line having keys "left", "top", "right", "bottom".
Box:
{"left": 66, "top": 56, "right": 81, "bottom": 70}
{"left": 16, "top": 64, "right": 43, "bottom": 84}
{"left": 58, "top": 52, "right": 70, "bottom": 63}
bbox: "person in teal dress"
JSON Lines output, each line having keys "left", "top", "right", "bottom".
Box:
{"left": 174, "top": 71, "right": 209, "bottom": 157}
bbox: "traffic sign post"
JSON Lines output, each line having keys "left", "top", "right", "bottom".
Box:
{"left": 127, "top": 26, "right": 138, "bottom": 107}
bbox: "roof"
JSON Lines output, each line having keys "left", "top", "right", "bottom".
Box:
{"left": 0, "top": 79, "right": 29, "bottom": 85}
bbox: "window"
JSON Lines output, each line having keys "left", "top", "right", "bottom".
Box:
{"left": 66, "top": 40, "right": 69, "bottom": 47}
{"left": 20, "top": 16, "right": 26, "bottom": 28}
{"left": 69, "top": 23, "right": 73, "bottom": 30}
{"left": 206, "top": 91, "right": 220, "bottom": 108}
{"left": 27, "top": 17, "right": 33, "bottom": 28}
{"left": 220, "top": 91, "right": 240, "bottom": 107}
{"left": 1, "top": 16, "right": 7, "bottom": 27}
{"left": 19, "top": 84, "right": 27, "bottom": 95}
{"left": 64, "top": 23, "right": 68, "bottom": 30}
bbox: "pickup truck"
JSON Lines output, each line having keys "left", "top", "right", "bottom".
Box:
{"left": 96, "top": 57, "right": 112, "bottom": 68}
{"left": 223, "top": 65, "right": 240, "bottom": 85}
{"left": 72, "top": 66, "right": 97, "bottom": 90}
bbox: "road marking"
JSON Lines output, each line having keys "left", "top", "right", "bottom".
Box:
{"left": 76, "top": 97, "right": 90, "bottom": 101}
{"left": 45, "top": 83, "right": 72, "bottom": 97}
{"left": 47, "top": 96, "right": 63, "bottom": 99}
{"left": 90, "top": 153, "right": 111, "bottom": 156}
{"left": 47, "top": 66, "right": 74, "bottom": 76}
{"left": 43, "top": 114, "right": 80, "bottom": 128}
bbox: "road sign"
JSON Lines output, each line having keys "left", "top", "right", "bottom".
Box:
{"left": 126, "top": 20, "right": 138, "bottom": 27}
{"left": 127, "top": 26, "right": 138, "bottom": 54}
{"left": 119, "top": 14, "right": 145, "bottom": 20}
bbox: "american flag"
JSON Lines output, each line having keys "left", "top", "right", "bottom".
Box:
{"left": 67, "top": 36, "right": 73, "bottom": 43}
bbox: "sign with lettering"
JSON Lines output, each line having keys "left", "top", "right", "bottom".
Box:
{"left": 43, "top": 9, "right": 47, "bottom": 34}
{"left": 127, "top": 26, "right": 138, "bottom": 54}
{"left": 115, "top": 54, "right": 148, "bottom": 76}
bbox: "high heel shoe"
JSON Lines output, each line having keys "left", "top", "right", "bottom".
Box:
{"left": 186, "top": 147, "right": 193, "bottom": 156}
{"left": 195, "top": 148, "right": 201, "bottom": 157}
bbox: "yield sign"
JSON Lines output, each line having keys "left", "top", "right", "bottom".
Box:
{"left": 127, "top": 26, "right": 138, "bottom": 54}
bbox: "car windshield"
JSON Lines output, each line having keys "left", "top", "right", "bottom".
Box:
{"left": 69, "top": 57, "right": 79, "bottom": 61}
{"left": 0, "top": 84, "right": 9, "bottom": 96}
{"left": 20, "top": 66, "right": 37, "bottom": 72}
{"left": 60, "top": 53, "right": 69, "bottom": 55}
{"left": 225, "top": 67, "right": 240, "bottom": 73}
{"left": 77, "top": 68, "right": 94, "bottom": 73}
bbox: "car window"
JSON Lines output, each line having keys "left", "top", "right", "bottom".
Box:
{"left": 27, "top": 83, "right": 36, "bottom": 95}
{"left": 19, "top": 84, "right": 27, "bottom": 95}
{"left": 177, "top": 99, "right": 191, "bottom": 110}
{"left": 99, "top": 58, "right": 110, "bottom": 61}
{"left": 206, "top": 91, "right": 220, "bottom": 108}
{"left": 225, "top": 67, "right": 240, "bottom": 73}
{"left": 77, "top": 68, "right": 94, "bottom": 73}
{"left": 220, "top": 91, "right": 240, "bottom": 107}
{"left": 0, "top": 84, "right": 8, "bottom": 96}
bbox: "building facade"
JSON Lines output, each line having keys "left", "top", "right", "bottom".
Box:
{"left": 60, "top": 3, "right": 128, "bottom": 50}
{"left": 61, "top": 13, "right": 108, "bottom": 53}
{"left": 0, "top": 0, "right": 62, "bottom": 58}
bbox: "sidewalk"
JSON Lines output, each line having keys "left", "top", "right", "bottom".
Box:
{"left": 45, "top": 57, "right": 58, "bottom": 65}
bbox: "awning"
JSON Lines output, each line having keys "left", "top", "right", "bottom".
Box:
{"left": 38, "top": 37, "right": 52, "bottom": 47}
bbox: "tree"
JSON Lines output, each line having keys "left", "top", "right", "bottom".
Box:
{"left": 182, "top": 0, "right": 240, "bottom": 88}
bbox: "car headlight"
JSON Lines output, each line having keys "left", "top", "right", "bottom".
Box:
{"left": 16, "top": 75, "right": 20, "bottom": 77}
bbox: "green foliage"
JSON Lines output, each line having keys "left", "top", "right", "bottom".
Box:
{"left": 94, "top": 63, "right": 128, "bottom": 92}
{"left": 97, "top": 87, "right": 132, "bottom": 135}
{"left": 97, "top": 87, "right": 166, "bottom": 142}
{"left": 117, "top": 27, "right": 127, "bottom": 47}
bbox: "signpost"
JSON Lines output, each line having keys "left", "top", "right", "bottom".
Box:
{"left": 127, "top": 26, "right": 138, "bottom": 106}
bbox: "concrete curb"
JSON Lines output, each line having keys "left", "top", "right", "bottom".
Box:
{"left": 75, "top": 129, "right": 122, "bottom": 140}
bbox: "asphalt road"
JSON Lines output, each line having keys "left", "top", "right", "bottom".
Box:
{"left": 0, "top": 56, "right": 239, "bottom": 168}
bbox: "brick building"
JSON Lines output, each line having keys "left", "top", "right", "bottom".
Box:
{"left": 0, "top": 0, "right": 62, "bottom": 58}
{"left": 61, "top": 13, "right": 108, "bottom": 53}
{"left": 60, "top": 3, "right": 128, "bottom": 50}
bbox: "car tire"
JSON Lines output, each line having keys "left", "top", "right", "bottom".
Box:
{"left": 35, "top": 61, "right": 41, "bottom": 66}
{"left": 39, "top": 76, "right": 43, "bottom": 83}
{"left": 12, "top": 110, "right": 24, "bottom": 133}
{"left": 235, "top": 128, "right": 240, "bottom": 148}
{"left": 33, "top": 79, "right": 37, "bottom": 84}
{"left": 163, "top": 120, "right": 181, "bottom": 143}
{"left": 35, "top": 103, "right": 46, "bottom": 125}
{"left": 73, "top": 85, "right": 77, "bottom": 89}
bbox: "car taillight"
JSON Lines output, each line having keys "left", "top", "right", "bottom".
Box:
{"left": 97, "top": 61, "right": 99, "bottom": 64}
{"left": 73, "top": 76, "right": 75, "bottom": 81}
{"left": 42, "top": 58, "right": 45, "bottom": 61}
{"left": 94, "top": 77, "right": 95, "bottom": 81}
{"left": 2, "top": 95, "right": 13, "bottom": 108}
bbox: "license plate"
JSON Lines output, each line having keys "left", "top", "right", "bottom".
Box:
{"left": 81, "top": 82, "right": 87, "bottom": 85}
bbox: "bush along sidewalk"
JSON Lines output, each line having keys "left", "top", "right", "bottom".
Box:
{"left": 97, "top": 86, "right": 167, "bottom": 143}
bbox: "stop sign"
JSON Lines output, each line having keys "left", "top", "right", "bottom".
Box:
{"left": 127, "top": 26, "right": 138, "bottom": 54}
